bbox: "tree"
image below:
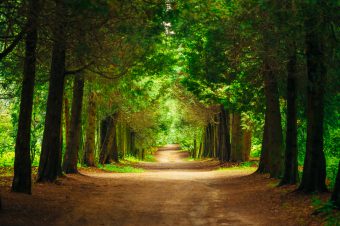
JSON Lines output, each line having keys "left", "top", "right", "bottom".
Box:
{"left": 37, "top": 0, "right": 67, "bottom": 182}
{"left": 217, "top": 105, "right": 231, "bottom": 162}
{"left": 231, "top": 113, "right": 244, "bottom": 162}
{"left": 83, "top": 91, "right": 96, "bottom": 166}
{"left": 63, "top": 75, "right": 85, "bottom": 173}
{"left": 263, "top": 65, "right": 284, "bottom": 179}
{"left": 12, "top": 0, "right": 39, "bottom": 193}
{"left": 280, "top": 0, "right": 299, "bottom": 186}
{"left": 280, "top": 50, "right": 299, "bottom": 185}
{"left": 99, "top": 114, "right": 118, "bottom": 164}
{"left": 298, "top": 1, "right": 327, "bottom": 193}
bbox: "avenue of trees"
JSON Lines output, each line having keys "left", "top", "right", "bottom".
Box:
{"left": 0, "top": 0, "right": 339, "bottom": 210}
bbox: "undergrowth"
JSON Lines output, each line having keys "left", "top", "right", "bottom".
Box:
{"left": 312, "top": 196, "right": 340, "bottom": 226}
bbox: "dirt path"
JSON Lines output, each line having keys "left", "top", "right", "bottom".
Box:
{"left": 0, "top": 145, "right": 325, "bottom": 226}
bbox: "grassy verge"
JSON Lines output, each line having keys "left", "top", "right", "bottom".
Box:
{"left": 98, "top": 164, "right": 144, "bottom": 173}
{"left": 218, "top": 161, "right": 259, "bottom": 171}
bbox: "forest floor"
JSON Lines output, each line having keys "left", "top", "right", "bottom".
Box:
{"left": 0, "top": 145, "right": 338, "bottom": 226}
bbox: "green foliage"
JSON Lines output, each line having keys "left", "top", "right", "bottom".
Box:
{"left": 326, "top": 157, "right": 340, "bottom": 189}
{"left": 0, "top": 152, "right": 14, "bottom": 167}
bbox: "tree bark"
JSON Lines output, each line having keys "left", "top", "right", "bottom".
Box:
{"left": 218, "top": 106, "right": 231, "bottom": 162}
{"left": 63, "top": 96, "right": 70, "bottom": 148}
{"left": 231, "top": 113, "right": 244, "bottom": 162}
{"left": 12, "top": 0, "right": 39, "bottom": 193}
{"left": 130, "top": 131, "right": 136, "bottom": 157}
{"left": 99, "top": 114, "right": 117, "bottom": 164}
{"left": 193, "top": 134, "right": 197, "bottom": 159}
{"left": 331, "top": 161, "right": 340, "bottom": 209}
{"left": 111, "top": 125, "right": 119, "bottom": 162}
{"left": 263, "top": 68, "right": 284, "bottom": 178}
{"left": 242, "top": 129, "right": 252, "bottom": 162}
{"left": 63, "top": 75, "right": 85, "bottom": 173}
{"left": 37, "top": 0, "right": 66, "bottom": 182}
{"left": 257, "top": 110, "right": 270, "bottom": 173}
{"left": 280, "top": 51, "right": 299, "bottom": 185}
{"left": 298, "top": 3, "right": 327, "bottom": 192}
{"left": 83, "top": 92, "right": 96, "bottom": 166}
{"left": 57, "top": 119, "right": 63, "bottom": 177}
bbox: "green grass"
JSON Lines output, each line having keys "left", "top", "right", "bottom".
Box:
{"left": 218, "top": 166, "right": 257, "bottom": 171}
{"left": 186, "top": 157, "right": 195, "bottom": 161}
{"left": 218, "top": 161, "right": 258, "bottom": 171}
{"left": 122, "top": 154, "right": 156, "bottom": 163}
{"left": 98, "top": 164, "right": 144, "bottom": 173}
{"left": 122, "top": 156, "right": 140, "bottom": 163}
{"left": 144, "top": 154, "right": 156, "bottom": 162}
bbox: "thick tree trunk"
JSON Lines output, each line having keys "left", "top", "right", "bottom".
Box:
{"left": 280, "top": 51, "right": 299, "bottom": 185}
{"left": 83, "top": 92, "right": 96, "bottom": 166}
{"left": 12, "top": 0, "right": 39, "bottom": 193}
{"left": 331, "top": 161, "right": 340, "bottom": 209}
{"left": 37, "top": 0, "right": 66, "bottom": 182}
{"left": 263, "top": 68, "right": 284, "bottom": 178}
{"left": 231, "top": 113, "right": 244, "bottom": 162}
{"left": 298, "top": 5, "right": 327, "bottom": 192}
{"left": 63, "top": 75, "right": 85, "bottom": 173}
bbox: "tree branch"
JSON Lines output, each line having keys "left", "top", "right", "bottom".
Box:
{"left": 64, "top": 61, "right": 95, "bottom": 75}
{"left": 0, "top": 29, "right": 25, "bottom": 61}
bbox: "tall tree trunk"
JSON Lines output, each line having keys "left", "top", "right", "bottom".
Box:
{"left": 63, "top": 96, "right": 70, "bottom": 147}
{"left": 63, "top": 75, "right": 85, "bottom": 173}
{"left": 12, "top": 0, "right": 39, "bottom": 193}
{"left": 218, "top": 106, "right": 231, "bottom": 162}
{"left": 57, "top": 119, "right": 63, "bottom": 176}
{"left": 224, "top": 108, "right": 231, "bottom": 161}
{"left": 130, "top": 131, "right": 135, "bottom": 156}
{"left": 111, "top": 125, "right": 119, "bottom": 162}
{"left": 242, "top": 129, "right": 252, "bottom": 162}
{"left": 263, "top": 68, "right": 284, "bottom": 178}
{"left": 99, "top": 114, "right": 117, "bottom": 164}
{"left": 37, "top": 0, "right": 66, "bottom": 182}
{"left": 231, "top": 113, "right": 244, "bottom": 162}
{"left": 298, "top": 3, "right": 327, "bottom": 192}
{"left": 280, "top": 51, "right": 299, "bottom": 185}
{"left": 83, "top": 92, "right": 96, "bottom": 166}
{"left": 193, "top": 134, "right": 197, "bottom": 159}
{"left": 330, "top": 161, "right": 340, "bottom": 209}
{"left": 257, "top": 111, "right": 270, "bottom": 173}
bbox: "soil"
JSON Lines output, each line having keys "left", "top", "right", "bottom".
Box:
{"left": 0, "top": 145, "right": 334, "bottom": 226}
